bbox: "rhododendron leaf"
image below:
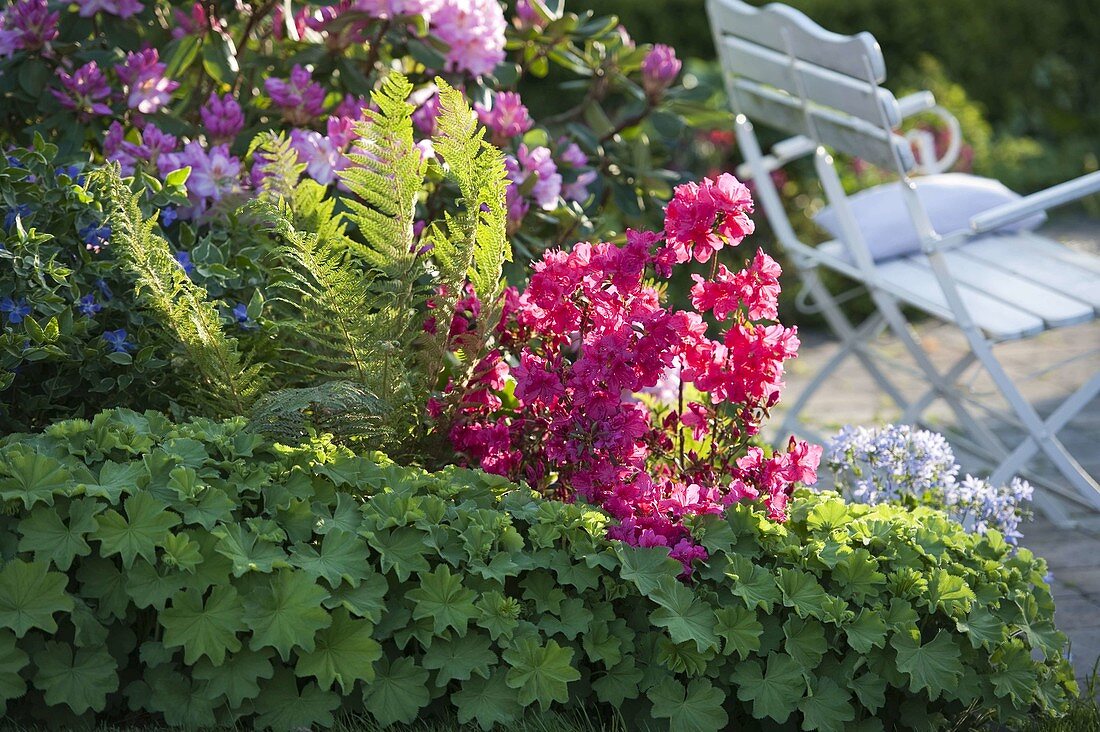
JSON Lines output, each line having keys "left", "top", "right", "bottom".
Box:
{"left": 730, "top": 652, "right": 805, "bottom": 722}
{"left": 503, "top": 638, "right": 580, "bottom": 710}
{"left": 726, "top": 554, "right": 780, "bottom": 612}
{"left": 715, "top": 605, "right": 763, "bottom": 659}
{"left": 648, "top": 677, "right": 729, "bottom": 732}
{"left": 91, "top": 492, "right": 180, "bottom": 568}
{"left": 323, "top": 571, "right": 389, "bottom": 623}
{"left": 295, "top": 608, "right": 382, "bottom": 693}
{"left": 539, "top": 597, "right": 594, "bottom": 640}
{"left": 33, "top": 641, "right": 117, "bottom": 714}
{"left": 891, "top": 629, "right": 964, "bottom": 700}
{"left": 363, "top": 657, "right": 431, "bottom": 726}
{"left": 125, "top": 559, "right": 185, "bottom": 610}
{"left": 0, "top": 559, "right": 74, "bottom": 637}
{"left": 423, "top": 630, "right": 496, "bottom": 684}
{"left": 160, "top": 585, "right": 246, "bottom": 665}
{"left": 243, "top": 569, "right": 332, "bottom": 660}
{"left": 0, "top": 631, "right": 28, "bottom": 707}
{"left": 254, "top": 667, "right": 340, "bottom": 731}
{"left": 453, "top": 669, "right": 522, "bottom": 731}
{"left": 193, "top": 648, "right": 273, "bottom": 707}
{"left": 83, "top": 460, "right": 144, "bottom": 501}
{"left": 850, "top": 671, "right": 887, "bottom": 713}
{"left": 289, "top": 528, "right": 371, "bottom": 587}
{"left": 368, "top": 527, "right": 431, "bottom": 581}
{"left": 956, "top": 606, "right": 1005, "bottom": 649}
{"left": 617, "top": 546, "right": 682, "bottom": 595}
{"left": 650, "top": 576, "right": 720, "bottom": 652}
{"left": 17, "top": 497, "right": 99, "bottom": 570}
{"left": 927, "top": 569, "right": 975, "bottom": 617}
{"left": 990, "top": 640, "right": 1035, "bottom": 703}
{"left": 777, "top": 568, "right": 829, "bottom": 619}
{"left": 407, "top": 564, "right": 479, "bottom": 635}
{"left": 844, "top": 608, "right": 888, "bottom": 655}
{"left": 0, "top": 445, "right": 71, "bottom": 509}
{"left": 798, "top": 676, "right": 856, "bottom": 732}
{"left": 592, "top": 657, "right": 644, "bottom": 706}
{"left": 211, "top": 523, "right": 290, "bottom": 576}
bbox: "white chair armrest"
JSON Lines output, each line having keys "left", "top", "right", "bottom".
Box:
{"left": 897, "top": 91, "right": 936, "bottom": 118}
{"left": 970, "top": 170, "right": 1100, "bottom": 233}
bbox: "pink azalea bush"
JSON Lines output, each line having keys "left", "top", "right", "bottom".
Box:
{"left": 441, "top": 173, "right": 822, "bottom": 570}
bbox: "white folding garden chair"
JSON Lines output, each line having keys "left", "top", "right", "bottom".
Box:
{"left": 705, "top": 0, "right": 1100, "bottom": 524}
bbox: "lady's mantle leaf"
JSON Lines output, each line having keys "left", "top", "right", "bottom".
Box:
{"left": 363, "top": 656, "right": 431, "bottom": 726}
{"left": 0, "top": 445, "right": 72, "bottom": 509}
{"left": 33, "top": 641, "right": 117, "bottom": 714}
{"left": 17, "top": 497, "right": 100, "bottom": 570}
{"left": 729, "top": 652, "right": 805, "bottom": 722}
{"left": 715, "top": 605, "right": 763, "bottom": 659}
{"left": 797, "top": 676, "right": 856, "bottom": 732}
{"left": 647, "top": 677, "right": 729, "bottom": 732}
{"left": 503, "top": 638, "right": 580, "bottom": 710}
{"left": 777, "top": 568, "right": 829, "bottom": 619}
{"left": 0, "top": 559, "right": 74, "bottom": 637}
{"left": 453, "top": 670, "right": 522, "bottom": 731}
{"left": 289, "top": 528, "right": 372, "bottom": 587}
{"left": 160, "top": 585, "right": 246, "bottom": 665}
{"left": 407, "top": 564, "right": 479, "bottom": 634}
{"left": 90, "top": 491, "right": 180, "bottom": 568}
{"left": 193, "top": 648, "right": 274, "bottom": 707}
{"left": 0, "top": 631, "right": 28, "bottom": 708}
{"left": 294, "top": 608, "right": 382, "bottom": 693}
{"left": 423, "top": 631, "right": 496, "bottom": 684}
{"left": 254, "top": 667, "right": 340, "bottom": 731}
{"left": 616, "top": 545, "right": 682, "bottom": 595}
{"left": 243, "top": 569, "right": 332, "bottom": 660}
{"left": 890, "top": 629, "right": 964, "bottom": 700}
{"left": 844, "top": 608, "right": 888, "bottom": 655}
{"left": 649, "top": 576, "right": 719, "bottom": 652}
{"left": 725, "top": 554, "right": 780, "bottom": 612}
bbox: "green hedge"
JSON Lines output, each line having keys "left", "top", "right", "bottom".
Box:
{"left": 0, "top": 410, "right": 1077, "bottom": 730}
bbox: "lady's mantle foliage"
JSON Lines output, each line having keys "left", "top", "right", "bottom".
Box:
{"left": 0, "top": 410, "right": 1077, "bottom": 730}
{"left": 444, "top": 174, "right": 821, "bottom": 570}
{"left": 827, "top": 424, "right": 1034, "bottom": 544}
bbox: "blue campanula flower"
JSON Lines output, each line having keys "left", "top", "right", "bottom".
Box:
{"left": 79, "top": 222, "right": 112, "bottom": 253}
{"left": 232, "top": 302, "right": 258, "bottom": 331}
{"left": 95, "top": 279, "right": 113, "bottom": 300}
{"left": 77, "top": 294, "right": 103, "bottom": 317}
{"left": 0, "top": 296, "right": 32, "bottom": 324}
{"left": 3, "top": 204, "right": 31, "bottom": 230}
{"left": 175, "top": 250, "right": 194, "bottom": 275}
{"left": 102, "top": 328, "right": 135, "bottom": 353}
{"left": 56, "top": 165, "right": 85, "bottom": 186}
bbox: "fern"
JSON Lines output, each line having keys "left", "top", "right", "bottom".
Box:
{"left": 95, "top": 164, "right": 268, "bottom": 418}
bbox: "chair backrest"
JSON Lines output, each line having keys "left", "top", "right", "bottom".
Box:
{"left": 707, "top": 0, "right": 916, "bottom": 173}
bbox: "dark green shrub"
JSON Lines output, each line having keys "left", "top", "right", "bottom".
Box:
{"left": 0, "top": 410, "right": 1077, "bottom": 730}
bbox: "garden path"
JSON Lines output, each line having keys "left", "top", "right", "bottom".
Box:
{"left": 771, "top": 215, "right": 1100, "bottom": 688}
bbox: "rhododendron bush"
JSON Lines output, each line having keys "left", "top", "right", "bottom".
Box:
{"left": 0, "top": 0, "right": 714, "bottom": 262}
{"left": 441, "top": 173, "right": 823, "bottom": 569}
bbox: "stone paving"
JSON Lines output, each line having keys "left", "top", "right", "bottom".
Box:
{"left": 766, "top": 216, "right": 1100, "bottom": 686}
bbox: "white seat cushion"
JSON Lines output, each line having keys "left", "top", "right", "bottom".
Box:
{"left": 813, "top": 173, "right": 1047, "bottom": 262}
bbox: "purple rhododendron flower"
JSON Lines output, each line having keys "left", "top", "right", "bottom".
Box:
{"left": 76, "top": 0, "right": 143, "bottom": 18}
{"left": 115, "top": 49, "right": 179, "bottom": 114}
{"left": 200, "top": 92, "right": 245, "bottom": 141}
{"left": 641, "top": 43, "right": 681, "bottom": 99}
{"left": 476, "top": 91, "right": 533, "bottom": 143}
{"left": 432, "top": 0, "right": 507, "bottom": 77}
{"left": 0, "top": 0, "right": 58, "bottom": 56}
{"left": 50, "top": 61, "right": 113, "bottom": 119}
{"left": 265, "top": 64, "right": 326, "bottom": 125}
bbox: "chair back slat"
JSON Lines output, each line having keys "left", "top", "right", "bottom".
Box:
{"left": 707, "top": 0, "right": 915, "bottom": 173}
{"left": 729, "top": 79, "right": 914, "bottom": 170}
{"left": 718, "top": 35, "right": 901, "bottom": 127}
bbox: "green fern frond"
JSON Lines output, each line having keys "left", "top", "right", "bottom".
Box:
{"left": 95, "top": 164, "right": 269, "bottom": 418}
{"left": 250, "top": 381, "right": 397, "bottom": 446}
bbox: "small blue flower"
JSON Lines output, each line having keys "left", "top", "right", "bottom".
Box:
{"left": 3, "top": 204, "right": 31, "bottom": 231}
{"left": 79, "top": 222, "right": 112, "bottom": 253}
{"left": 175, "top": 250, "right": 194, "bottom": 275}
{"left": 6, "top": 156, "right": 24, "bottom": 169}
{"left": 56, "top": 165, "right": 84, "bottom": 185}
{"left": 161, "top": 206, "right": 178, "bottom": 227}
{"left": 102, "top": 328, "right": 135, "bottom": 353}
{"left": 77, "top": 294, "right": 103, "bottom": 317}
{"left": 0, "top": 297, "right": 31, "bottom": 324}
{"left": 95, "top": 279, "right": 113, "bottom": 300}
{"left": 232, "top": 303, "right": 259, "bottom": 331}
